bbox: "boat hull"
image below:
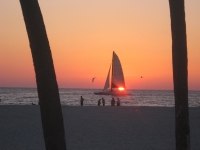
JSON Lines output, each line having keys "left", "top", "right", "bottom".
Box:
{"left": 94, "top": 91, "right": 131, "bottom": 96}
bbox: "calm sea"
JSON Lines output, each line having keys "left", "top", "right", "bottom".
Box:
{"left": 0, "top": 87, "right": 199, "bottom": 107}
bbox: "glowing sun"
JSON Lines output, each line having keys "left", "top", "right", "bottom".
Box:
{"left": 118, "top": 87, "right": 125, "bottom": 91}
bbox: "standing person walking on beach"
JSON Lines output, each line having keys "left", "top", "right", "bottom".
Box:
{"left": 80, "top": 96, "right": 84, "bottom": 106}
{"left": 111, "top": 98, "right": 115, "bottom": 106}
{"left": 102, "top": 98, "right": 105, "bottom": 106}
{"left": 98, "top": 99, "right": 101, "bottom": 106}
{"left": 117, "top": 98, "right": 120, "bottom": 106}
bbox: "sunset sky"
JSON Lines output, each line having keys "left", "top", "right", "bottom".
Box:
{"left": 0, "top": 0, "right": 200, "bottom": 90}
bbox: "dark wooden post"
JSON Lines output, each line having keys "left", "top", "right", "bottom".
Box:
{"left": 19, "top": 0, "right": 67, "bottom": 149}
{"left": 168, "top": 0, "right": 190, "bottom": 149}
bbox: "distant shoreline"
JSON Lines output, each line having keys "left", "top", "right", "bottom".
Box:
{"left": 1, "top": 103, "right": 200, "bottom": 108}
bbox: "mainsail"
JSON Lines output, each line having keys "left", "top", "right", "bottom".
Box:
{"left": 111, "top": 51, "right": 125, "bottom": 89}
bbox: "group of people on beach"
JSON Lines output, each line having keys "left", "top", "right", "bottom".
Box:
{"left": 98, "top": 98, "right": 105, "bottom": 106}
{"left": 111, "top": 97, "right": 120, "bottom": 106}
{"left": 80, "top": 96, "right": 120, "bottom": 106}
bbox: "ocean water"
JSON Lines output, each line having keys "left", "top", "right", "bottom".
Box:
{"left": 0, "top": 87, "right": 199, "bottom": 107}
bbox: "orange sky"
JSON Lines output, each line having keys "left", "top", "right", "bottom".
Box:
{"left": 0, "top": 0, "right": 200, "bottom": 90}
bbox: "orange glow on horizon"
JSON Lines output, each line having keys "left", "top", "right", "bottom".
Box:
{"left": 118, "top": 87, "right": 125, "bottom": 91}
{"left": 0, "top": 1, "right": 200, "bottom": 90}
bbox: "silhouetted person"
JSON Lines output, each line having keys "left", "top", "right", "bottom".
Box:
{"left": 111, "top": 98, "right": 115, "bottom": 106}
{"left": 117, "top": 98, "right": 120, "bottom": 106}
{"left": 80, "top": 96, "right": 84, "bottom": 106}
{"left": 98, "top": 99, "right": 101, "bottom": 106}
{"left": 102, "top": 98, "right": 105, "bottom": 106}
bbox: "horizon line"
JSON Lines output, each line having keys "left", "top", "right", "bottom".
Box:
{"left": 0, "top": 86, "right": 199, "bottom": 91}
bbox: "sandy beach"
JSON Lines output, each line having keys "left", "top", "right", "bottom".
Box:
{"left": 0, "top": 106, "right": 199, "bottom": 150}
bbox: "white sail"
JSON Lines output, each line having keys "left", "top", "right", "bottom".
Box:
{"left": 112, "top": 51, "right": 125, "bottom": 88}
{"left": 103, "top": 65, "right": 111, "bottom": 91}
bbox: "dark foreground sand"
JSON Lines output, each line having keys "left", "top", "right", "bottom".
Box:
{"left": 0, "top": 106, "right": 199, "bottom": 150}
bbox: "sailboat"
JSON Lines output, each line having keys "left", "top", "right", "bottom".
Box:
{"left": 94, "top": 51, "right": 131, "bottom": 96}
